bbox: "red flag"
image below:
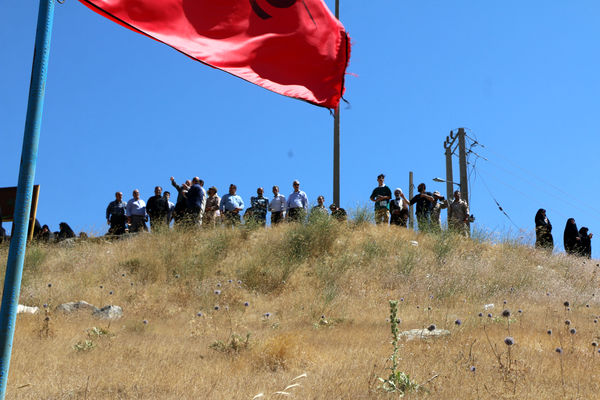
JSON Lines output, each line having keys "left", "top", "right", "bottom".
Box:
{"left": 79, "top": 0, "right": 350, "bottom": 108}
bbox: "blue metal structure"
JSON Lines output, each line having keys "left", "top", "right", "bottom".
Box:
{"left": 0, "top": 0, "right": 55, "bottom": 397}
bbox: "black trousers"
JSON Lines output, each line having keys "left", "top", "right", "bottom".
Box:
{"left": 109, "top": 216, "right": 127, "bottom": 235}
{"left": 287, "top": 207, "right": 305, "bottom": 222}
{"left": 271, "top": 211, "right": 284, "bottom": 224}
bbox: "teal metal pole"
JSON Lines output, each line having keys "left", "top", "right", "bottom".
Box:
{"left": 0, "top": 0, "right": 55, "bottom": 397}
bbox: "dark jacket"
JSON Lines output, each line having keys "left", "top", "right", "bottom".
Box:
{"left": 410, "top": 192, "right": 433, "bottom": 216}
{"left": 57, "top": 222, "right": 76, "bottom": 241}
{"left": 186, "top": 184, "right": 204, "bottom": 211}
{"left": 146, "top": 195, "right": 169, "bottom": 219}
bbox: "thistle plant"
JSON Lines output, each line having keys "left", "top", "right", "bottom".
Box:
{"left": 378, "top": 300, "right": 421, "bottom": 395}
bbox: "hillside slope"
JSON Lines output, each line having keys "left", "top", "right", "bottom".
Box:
{"left": 1, "top": 220, "right": 598, "bottom": 399}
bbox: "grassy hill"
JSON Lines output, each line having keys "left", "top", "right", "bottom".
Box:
{"left": 1, "top": 218, "right": 599, "bottom": 399}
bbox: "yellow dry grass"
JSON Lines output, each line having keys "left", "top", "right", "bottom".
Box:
{"left": 0, "top": 220, "right": 599, "bottom": 399}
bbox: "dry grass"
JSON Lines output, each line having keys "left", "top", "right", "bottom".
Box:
{"left": 0, "top": 220, "right": 599, "bottom": 399}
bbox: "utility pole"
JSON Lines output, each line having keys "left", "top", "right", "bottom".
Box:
{"left": 443, "top": 130, "right": 457, "bottom": 201}
{"left": 332, "top": 0, "right": 340, "bottom": 207}
{"left": 457, "top": 128, "right": 469, "bottom": 205}
{"left": 442, "top": 128, "right": 471, "bottom": 234}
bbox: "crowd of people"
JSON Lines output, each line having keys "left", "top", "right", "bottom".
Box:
{"left": 534, "top": 209, "right": 593, "bottom": 258}
{"left": 103, "top": 174, "right": 471, "bottom": 236}
{"left": 0, "top": 175, "right": 592, "bottom": 260}
{"left": 104, "top": 177, "right": 348, "bottom": 235}
{"left": 369, "top": 174, "right": 472, "bottom": 235}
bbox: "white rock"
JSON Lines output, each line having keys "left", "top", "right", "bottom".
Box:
{"left": 484, "top": 304, "right": 494, "bottom": 310}
{"left": 93, "top": 305, "right": 123, "bottom": 320}
{"left": 410, "top": 241, "right": 419, "bottom": 246}
{"left": 56, "top": 301, "right": 99, "bottom": 314}
{"left": 400, "top": 328, "right": 451, "bottom": 341}
{"left": 17, "top": 305, "right": 38, "bottom": 314}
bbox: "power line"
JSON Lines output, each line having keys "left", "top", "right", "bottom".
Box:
{"left": 474, "top": 169, "right": 522, "bottom": 230}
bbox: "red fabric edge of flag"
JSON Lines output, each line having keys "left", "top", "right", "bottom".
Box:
{"left": 79, "top": 0, "right": 350, "bottom": 110}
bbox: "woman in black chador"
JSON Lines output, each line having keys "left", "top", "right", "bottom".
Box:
{"left": 577, "top": 227, "right": 592, "bottom": 258}
{"left": 534, "top": 209, "right": 553, "bottom": 250}
{"left": 57, "top": 222, "right": 76, "bottom": 241}
{"left": 563, "top": 218, "right": 581, "bottom": 255}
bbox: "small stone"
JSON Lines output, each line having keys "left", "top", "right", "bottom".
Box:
{"left": 56, "top": 301, "right": 99, "bottom": 314}
{"left": 400, "top": 328, "right": 451, "bottom": 341}
{"left": 92, "top": 305, "right": 123, "bottom": 320}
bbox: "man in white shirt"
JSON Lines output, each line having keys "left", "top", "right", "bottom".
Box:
{"left": 126, "top": 189, "right": 148, "bottom": 232}
{"left": 286, "top": 180, "right": 308, "bottom": 222}
{"left": 269, "top": 185, "right": 286, "bottom": 225}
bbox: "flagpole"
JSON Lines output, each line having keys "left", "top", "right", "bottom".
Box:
{"left": 333, "top": 0, "right": 340, "bottom": 207}
{"left": 0, "top": 0, "right": 55, "bottom": 397}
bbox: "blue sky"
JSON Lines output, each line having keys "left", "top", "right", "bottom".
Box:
{"left": 2, "top": 1, "right": 599, "bottom": 256}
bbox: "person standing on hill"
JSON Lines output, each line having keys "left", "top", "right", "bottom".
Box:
{"left": 410, "top": 183, "right": 435, "bottom": 231}
{"left": 106, "top": 191, "right": 127, "bottom": 235}
{"left": 220, "top": 184, "right": 245, "bottom": 226}
{"left": 534, "top": 208, "right": 553, "bottom": 250}
{"left": 448, "top": 190, "right": 469, "bottom": 236}
{"left": 286, "top": 180, "right": 309, "bottom": 222}
{"left": 186, "top": 177, "right": 205, "bottom": 226}
{"left": 269, "top": 185, "right": 286, "bottom": 225}
{"left": 430, "top": 191, "right": 449, "bottom": 231}
{"left": 163, "top": 191, "right": 175, "bottom": 225}
{"left": 146, "top": 186, "right": 169, "bottom": 231}
{"left": 389, "top": 188, "right": 409, "bottom": 227}
{"left": 204, "top": 186, "right": 221, "bottom": 227}
{"left": 250, "top": 187, "right": 269, "bottom": 226}
{"left": 577, "top": 227, "right": 592, "bottom": 258}
{"left": 126, "top": 189, "right": 148, "bottom": 232}
{"left": 170, "top": 177, "right": 191, "bottom": 225}
{"left": 370, "top": 174, "right": 392, "bottom": 225}
{"left": 311, "top": 196, "right": 329, "bottom": 217}
{"left": 563, "top": 218, "right": 580, "bottom": 255}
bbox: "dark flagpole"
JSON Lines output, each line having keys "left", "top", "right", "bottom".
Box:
{"left": 0, "top": 1, "right": 55, "bottom": 397}
{"left": 333, "top": 0, "right": 340, "bottom": 207}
